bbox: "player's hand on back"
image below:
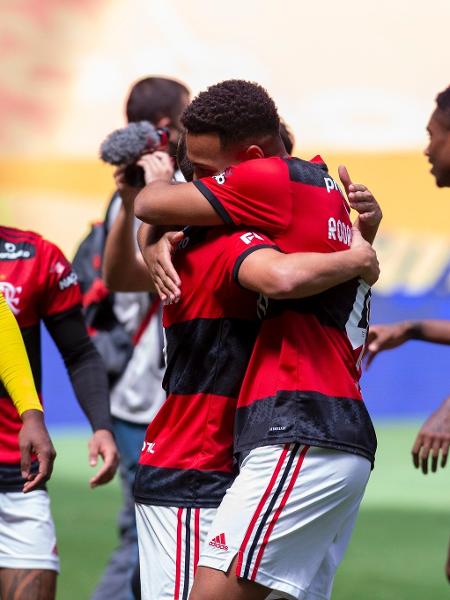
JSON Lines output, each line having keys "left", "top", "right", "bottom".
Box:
{"left": 350, "top": 228, "right": 380, "bottom": 286}
{"left": 338, "top": 165, "right": 382, "bottom": 228}
{"left": 411, "top": 396, "right": 450, "bottom": 474}
{"left": 19, "top": 409, "right": 56, "bottom": 493}
{"left": 143, "top": 230, "right": 184, "bottom": 304}
{"left": 88, "top": 429, "right": 119, "bottom": 488}
{"left": 364, "top": 322, "right": 411, "bottom": 367}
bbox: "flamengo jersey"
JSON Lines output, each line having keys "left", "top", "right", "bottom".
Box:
{"left": 0, "top": 227, "right": 81, "bottom": 489}
{"left": 193, "top": 156, "right": 377, "bottom": 465}
{"left": 134, "top": 226, "right": 276, "bottom": 508}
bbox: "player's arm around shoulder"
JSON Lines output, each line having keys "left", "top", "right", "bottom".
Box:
{"left": 134, "top": 180, "right": 222, "bottom": 226}
{"left": 237, "top": 228, "right": 380, "bottom": 300}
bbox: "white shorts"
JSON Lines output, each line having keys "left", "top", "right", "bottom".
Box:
{"left": 0, "top": 490, "right": 59, "bottom": 572}
{"left": 136, "top": 503, "right": 216, "bottom": 600}
{"left": 198, "top": 444, "right": 371, "bottom": 600}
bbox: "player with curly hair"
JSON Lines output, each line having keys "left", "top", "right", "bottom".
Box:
{"left": 125, "top": 79, "right": 382, "bottom": 600}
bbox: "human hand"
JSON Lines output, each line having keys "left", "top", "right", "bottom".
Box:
{"left": 364, "top": 322, "right": 411, "bottom": 367}
{"left": 350, "top": 228, "right": 380, "bottom": 286}
{"left": 19, "top": 409, "right": 56, "bottom": 493}
{"left": 411, "top": 397, "right": 450, "bottom": 474}
{"left": 113, "top": 165, "right": 140, "bottom": 210}
{"left": 88, "top": 429, "right": 119, "bottom": 488}
{"left": 339, "top": 165, "right": 382, "bottom": 228}
{"left": 137, "top": 151, "right": 174, "bottom": 185}
{"left": 143, "top": 231, "right": 184, "bottom": 304}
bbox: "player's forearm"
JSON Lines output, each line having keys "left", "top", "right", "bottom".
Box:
{"left": 103, "top": 202, "right": 154, "bottom": 292}
{"left": 265, "top": 250, "right": 364, "bottom": 299}
{"left": 135, "top": 181, "right": 221, "bottom": 225}
{"left": 403, "top": 320, "right": 450, "bottom": 345}
{"left": 240, "top": 248, "right": 365, "bottom": 300}
{"left": 45, "top": 308, "right": 113, "bottom": 432}
{"left": 135, "top": 181, "right": 170, "bottom": 224}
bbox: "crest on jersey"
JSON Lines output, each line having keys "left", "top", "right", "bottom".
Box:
{"left": 212, "top": 171, "right": 227, "bottom": 185}
{"left": 0, "top": 281, "right": 22, "bottom": 314}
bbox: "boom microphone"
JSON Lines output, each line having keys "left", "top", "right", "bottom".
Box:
{"left": 100, "top": 121, "right": 169, "bottom": 187}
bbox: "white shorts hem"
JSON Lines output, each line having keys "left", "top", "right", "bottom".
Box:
{"left": 254, "top": 566, "right": 306, "bottom": 600}
{"left": 197, "top": 551, "right": 236, "bottom": 573}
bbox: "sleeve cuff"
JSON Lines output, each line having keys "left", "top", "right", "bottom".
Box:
{"left": 232, "top": 244, "right": 280, "bottom": 285}
{"left": 193, "top": 181, "right": 234, "bottom": 225}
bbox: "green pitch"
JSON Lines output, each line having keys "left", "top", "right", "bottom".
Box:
{"left": 48, "top": 423, "right": 450, "bottom": 599}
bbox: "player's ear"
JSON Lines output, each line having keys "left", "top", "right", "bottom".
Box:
{"left": 240, "top": 145, "right": 265, "bottom": 161}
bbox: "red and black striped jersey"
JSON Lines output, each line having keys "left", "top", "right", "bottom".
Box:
{"left": 0, "top": 227, "right": 81, "bottom": 473}
{"left": 194, "top": 156, "right": 377, "bottom": 465}
{"left": 134, "top": 226, "right": 276, "bottom": 508}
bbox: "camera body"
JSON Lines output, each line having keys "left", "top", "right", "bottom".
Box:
{"left": 100, "top": 122, "right": 170, "bottom": 187}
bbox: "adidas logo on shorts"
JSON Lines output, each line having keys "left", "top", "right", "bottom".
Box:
{"left": 209, "top": 533, "right": 228, "bottom": 551}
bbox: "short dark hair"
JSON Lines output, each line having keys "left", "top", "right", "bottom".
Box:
{"left": 279, "top": 119, "right": 295, "bottom": 155}
{"left": 126, "top": 77, "right": 190, "bottom": 124}
{"left": 176, "top": 133, "right": 194, "bottom": 182}
{"left": 436, "top": 86, "right": 450, "bottom": 128}
{"left": 181, "top": 79, "right": 280, "bottom": 147}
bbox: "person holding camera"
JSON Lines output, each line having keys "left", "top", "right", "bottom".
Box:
{"left": 79, "top": 76, "right": 190, "bottom": 600}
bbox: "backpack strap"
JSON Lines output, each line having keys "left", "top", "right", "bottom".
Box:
{"left": 132, "top": 297, "right": 161, "bottom": 346}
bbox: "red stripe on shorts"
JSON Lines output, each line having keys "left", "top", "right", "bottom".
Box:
{"left": 251, "top": 445, "right": 310, "bottom": 580}
{"left": 236, "top": 445, "right": 289, "bottom": 577}
{"left": 174, "top": 508, "right": 183, "bottom": 600}
{"left": 194, "top": 508, "right": 200, "bottom": 575}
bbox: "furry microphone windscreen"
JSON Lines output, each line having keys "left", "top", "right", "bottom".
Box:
{"left": 99, "top": 121, "right": 161, "bottom": 165}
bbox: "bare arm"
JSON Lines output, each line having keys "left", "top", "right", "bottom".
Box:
{"left": 134, "top": 180, "right": 221, "bottom": 226}
{"left": 103, "top": 187, "right": 155, "bottom": 292}
{"left": 238, "top": 229, "right": 379, "bottom": 299}
{"left": 366, "top": 320, "right": 450, "bottom": 367}
{"left": 103, "top": 152, "right": 176, "bottom": 292}
{"left": 405, "top": 320, "right": 450, "bottom": 344}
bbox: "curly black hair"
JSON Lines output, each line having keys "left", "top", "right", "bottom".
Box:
{"left": 181, "top": 80, "right": 280, "bottom": 147}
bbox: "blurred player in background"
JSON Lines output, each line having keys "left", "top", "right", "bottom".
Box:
{"left": 131, "top": 80, "right": 381, "bottom": 600}
{"left": 0, "top": 225, "right": 118, "bottom": 600}
{"left": 0, "top": 291, "right": 55, "bottom": 491}
{"left": 83, "top": 76, "right": 190, "bottom": 600}
{"left": 366, "top": 84, "right": 450, "bottom": 583}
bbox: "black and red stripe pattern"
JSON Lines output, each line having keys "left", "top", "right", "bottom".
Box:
{"left": 135, "top": 226, "right": 277, "bottom": 508}
{"left": 195, "top": 156, "right": 377, "bottom": 465}
{"left": 0, "top": 226, "right": 81, "bottom": 474}
{"left": 235, "top": 390, "right": 376, "bottom": 466}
